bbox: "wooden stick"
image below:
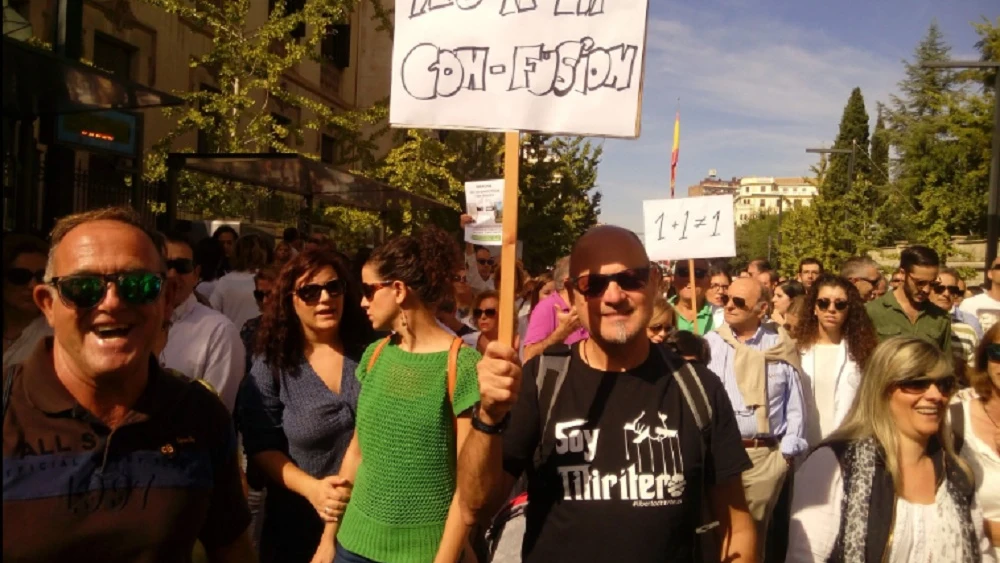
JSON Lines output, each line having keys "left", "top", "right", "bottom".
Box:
{"left": 498, "top": 131, "right": 521, "bottom": 347}
{"left": 688, "top": 258, "right": 699, "bottom": 335}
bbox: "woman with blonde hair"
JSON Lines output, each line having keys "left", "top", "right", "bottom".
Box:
{"left": 646, "top": 296, "right": 676, "bottom": 344}
{"left": 952, "top": 322, "right": 1000, "bottom": 559}
{"left": 788, "top": 336, "right": 994, "bottom": 563}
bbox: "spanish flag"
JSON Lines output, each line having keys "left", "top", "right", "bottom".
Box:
{"left": 670, "top": 110, "right": 680, "bottom": 198}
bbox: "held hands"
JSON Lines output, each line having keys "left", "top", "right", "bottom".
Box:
{"left": 476, "top": 341, "right": 523, "bottom": 425}
{"left": 307, "top": 475, "right": 353, "bottom": 523}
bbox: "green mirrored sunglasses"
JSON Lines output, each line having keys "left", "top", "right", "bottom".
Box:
{"left": 49, "top": 272, "right": 165, "bottom": 309}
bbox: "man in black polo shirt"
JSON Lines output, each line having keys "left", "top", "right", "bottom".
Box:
{"left": 2, "top": 207, "right": 253, "bottom": 562}
{"left": 475, "top": 226, "right": 756, "bottom": 562}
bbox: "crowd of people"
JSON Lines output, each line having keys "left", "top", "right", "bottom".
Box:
{"left": 2, "top": 205, "right": 999, "bottom": 563}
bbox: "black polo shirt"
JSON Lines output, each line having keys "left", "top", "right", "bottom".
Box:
{"left": 2, "top": 338, "right": 250, "bottom": 562}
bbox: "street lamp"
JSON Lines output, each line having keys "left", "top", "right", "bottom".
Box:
{"left": 923, "top": 60, "right": 1000, "bottom": 284}
{"left": 806, "top": 141, "right": 856, "bottom": 196}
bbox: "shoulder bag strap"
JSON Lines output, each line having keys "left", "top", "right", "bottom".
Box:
{"left": 4, "top": 365, "right": 17, "bottom": 420}
{"left": 949, "top": 401, "right": 965, "bottom": 454}
{"left": 532, "top": 353, "right": 572, "bottom": 468}
{"left": 366, "top": 335, "right": 393, "bottom": 372}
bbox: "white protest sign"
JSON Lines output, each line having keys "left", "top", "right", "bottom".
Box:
{"left": 390, "top": 0, "right": 649, "bottom": 138}
{"left": 642, "top": 195, "right": 736, "bottom": 261}
{"left": 464, "top": 179, "right": 505, "bottom": 244}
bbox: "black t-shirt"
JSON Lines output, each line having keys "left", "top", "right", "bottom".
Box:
{"left": 502, "top": 343, "right": 751, "bottom": 563}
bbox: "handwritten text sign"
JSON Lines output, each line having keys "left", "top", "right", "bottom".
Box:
{"left": 642, "top": 196, "right": 736, "bottom": 261}
{"left": 390, "top": 0, "right": 649, "bottom": 138}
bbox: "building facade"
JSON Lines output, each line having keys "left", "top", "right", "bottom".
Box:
{"left": 733, "top": 176, "right": 817, "bottom": 225}
{"left": 686, "top": 173, "right": 741, "bottom": 197}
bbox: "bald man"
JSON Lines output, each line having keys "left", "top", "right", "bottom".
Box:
{"left": 704, "top": 277, "right": 806, "bottom": 563}
{"left": 478, "top": 226, "right": 757, "bottom": 563}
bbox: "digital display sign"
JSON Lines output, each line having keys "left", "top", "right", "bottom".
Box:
{"left": 55, "top": 110, "right": 140, "bottom": 157}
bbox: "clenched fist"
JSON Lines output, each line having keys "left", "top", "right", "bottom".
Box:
{"left": 476, "top": 341, "right": 523, "bottom": 425}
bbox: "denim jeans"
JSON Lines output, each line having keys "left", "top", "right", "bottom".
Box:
{"left": 334, "top": 542, "right": 381, "bottom": 563}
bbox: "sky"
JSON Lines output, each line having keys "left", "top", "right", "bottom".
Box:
{"left": 596, "top": 0, "right": 997, "bottom": 229}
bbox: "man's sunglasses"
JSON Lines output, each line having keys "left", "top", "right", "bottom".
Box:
{"left": 5, "top": 268, "right": 45, "bottom": 286}
{"left": 907, "top": 275, "right": 935, "bottom": 289}
{"left": 675, "top": 267, "right": 708, "bottom": 279}
{"left": 570, "top": 267, "right": 650, "bottom": 298}
{"left": 253, "top": 289, "right": 271, "bottom": 302}
{"left": 895, "top": 375, "right": 957, "bottom": 396}
{"left": 931, "top": 283, "right": 962, "bottom": 296}
{"left": 295, "top": 280, "right": 345, "bottom": 303}
{"left": 477, "top": 259, "right": 495, "bottom": 267}
{"left": 987, "top": 343, "right": 1000, "bottom": 362}
{"left": 166, "top": 258, "right": 195, "bottom": 275}
{"left": 361, "top": 281, "right": 394, "bottom": 301}
{"left": 474, "top": 308, "right": 497, "bottom": 318}
{"left": 720, "top": 294, "right": 749, "bottom": 309}
{"left": 992, "top": 264, "right": 1000, "bottom": 271}
{"left": 816, "top": 298, "right": 849, "bottom": 311}
{"left": 851, "top": 276, "right": 881, "bottom": 287}
{"left": 49, "top": 271, "right": 164, "bottom": 309}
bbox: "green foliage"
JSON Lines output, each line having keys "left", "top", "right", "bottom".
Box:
{"left": 825, "top": 87, "right": 871, "bottom": 200}
{"left": 734, "top": 212, "right": 780, "bottom": 271}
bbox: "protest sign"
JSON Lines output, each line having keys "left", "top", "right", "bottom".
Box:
{"left": 464, "top": 179, "right": 505, "bottom": 244}
{"left": 390, "top": 0, "right": 649, "bottom": 138}
{"left": 642, "top": 195, "right": 736, "bottom": 261}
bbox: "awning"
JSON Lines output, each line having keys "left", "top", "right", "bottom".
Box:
{"left": 167, "top": 153, "right": 454, "bottom": 212}
{"left": 2, "top": 36, "right": 183, "bottom": 119}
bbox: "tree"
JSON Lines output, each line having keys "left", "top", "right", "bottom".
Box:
{"left": 870, "top": 105, "right": 890, "bottom": 180}
{"left": 140, "top": 0, "right": 387, "bottom": 221}
{"left": 825, "top": 87, "right": 871, "bottom": 200}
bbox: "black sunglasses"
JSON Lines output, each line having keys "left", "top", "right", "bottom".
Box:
{"left": 931, "top": 283, "right": 962, "bottom": 296}
{"left": 295, "top": 279, "right": 345, "bottom": 303}
{"left": 49, "top": 271, "right": 164, "bottom": 309}
{"left": 895, "top": 376, "right": 958, "bottom": 396}
{"left": 5, "top": 268, "right": 45, "bottom": 286}
{"left": 988, "top": 343, "right": 1000, "bottom": 362}
{"left": 720, "top": 294, "right": 749, "bottom": 309}
{"left": 361, "top": 281, "right": 394, "bottom": 301}
{"left": 166, "top": 258, "right": 195, "bottom": 275}
{"left": 253, "top": 289, "right": 271, "bottom": 302}
{"left": 571, "top": 267, "right": 650, "bottom": 298}
{"left": 992, "top": 264, "right": 1000, "bottom": 271}
{"left": 452, "top": 275, "right": 469, "bottom": 284}
{"left": 675, "top": 267, "right": 708, "bottom": 279}
{"left": 816, "top": 298, "right": 849, "bottom": 311}
{"left": 477, "top": 259, "right": 495, "bottom": 267}
{"left": 474, "top": 308, "right": 497, "bottom": 318}
{"left": 648, "top": 324, "right": 672, "bottom": 334}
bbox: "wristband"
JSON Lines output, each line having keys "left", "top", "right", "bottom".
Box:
{"left": 471, "top": 402, "right": 510, "bottom": 435}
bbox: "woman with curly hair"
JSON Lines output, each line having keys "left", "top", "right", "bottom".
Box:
{"left": 794, "top": 274, "right": 878, "bottom": 446}
{"left": 237, "top": 248, "right": 375, "bottom": 563}
{"left": 324, "top": 227, "right": 482, "bottom": 563}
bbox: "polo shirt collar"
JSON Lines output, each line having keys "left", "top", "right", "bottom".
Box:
{"left": 23, "top": 337, "right": 177, "bottom": 424}
{"left": 880, "top": 289, "right": 931, "bottom": 319}
{"left": 171, "top": 293, "right": 198, "bottom": 324}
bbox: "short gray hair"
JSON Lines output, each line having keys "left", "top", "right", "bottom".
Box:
{"left": 553, "top": 256, "right": 571, "bottom": 291}
{"left": 840, "top": 256, "right": 880, "bottom": 279}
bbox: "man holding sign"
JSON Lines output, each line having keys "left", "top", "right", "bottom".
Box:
{"left": 479, "top": 226, "right": 757, "bottom": 563}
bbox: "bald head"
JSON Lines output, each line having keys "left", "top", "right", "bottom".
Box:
{"left": 729, "top": 277, "right": 763, "bottom": 306}
{"left": 569, "top": 226, "right": 647, "bottom": 278}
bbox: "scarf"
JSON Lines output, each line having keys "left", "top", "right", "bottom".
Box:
{"left": 715, "top": 323, "right": 802, "bottom": 434}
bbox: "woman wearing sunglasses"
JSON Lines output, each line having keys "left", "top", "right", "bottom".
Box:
{"left": 952, "top": 324, "right": 1000, "bottom": 559}
{"left": 2, "top": 234, "right": 52, "bottom": 368}
{"left": 237, "top": 249, "right": 375, "bottom": 563}
{"left": 646, "top": 296, "right": 676, "bottom": 344}
{"left": 788, "top": 336, "right": 994, "bottom": 563}
{"left": 461, "top": 290, "right": 518, "bottom": 355}
{"left": 793, "top": 275, "right": 877, "bottom": 446}
{"left": 327, "top": 227, "right": 481, "bottom": 563}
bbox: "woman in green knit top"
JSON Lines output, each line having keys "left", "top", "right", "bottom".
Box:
{"left": 313, "top": 227, "right": 482, "bottom": 563}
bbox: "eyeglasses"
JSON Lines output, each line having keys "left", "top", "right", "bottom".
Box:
{"left": 851, "top": 276, "right": 881, "bottom": 287}
{"left": 675, "top": 267, "right": 708, "bottom": 279}
{"left": 166, "top": 258, "right": 195, "bottom": 275}
{"left": 648, "top": 324, "right": 671, "bottom": 334}
{"left": 720, "top": 294, "right": 749, "bottom": 309}
{"left": 710, "top": 283, "right": 730, "bottom": 292}
{"left": 452, "top": 275, "right": 469, "bottom": 284}
{"left": 895, "top": 376, "right": 957, "bottom": 396}
{"left": 477, "top": 259, "right": 495, "bottom": 267}
{"left": 49, "top": 271, "right": 164, "bottom": 309}
{"left": 816, "top": 298, "right": 849, "bottom": 311}
{"left": 570, "top": 267, "right": 650, "bottom": 298}
{"left": 988, "top": 343, "right": 1000, "bottom": 362}
{"left": 931, "top": 283, "right": 962, "bottom": 296}
{"left": 253, "top": 289, "right": 271, "bottom": 302}
{"left": 473, "top": 308, "right": 497, "bottom": 318}
{"left": 5, "top": 268, "right": 45, "bottom": 286}
{"left": 361, "top": 281, "right": 394, "bottom": 301}
{"left": 295, "top": 280, "right": 345, "bottom": 303}
{"left": 992, "top": 264, "right": 1000, "bottom": 271}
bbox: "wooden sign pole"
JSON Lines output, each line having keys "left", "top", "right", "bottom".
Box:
{"left": 688, "top": 258, "right": 699, "bottom": 335}
{"left": 498, "top": 131, "right": 521, "bottom": 347}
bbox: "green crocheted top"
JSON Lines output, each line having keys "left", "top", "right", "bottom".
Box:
{"left": 337, "top": 341, "right": 481, "bottom": 563}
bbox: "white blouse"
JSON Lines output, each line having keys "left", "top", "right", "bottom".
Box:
{"left": 788, "top": 447, "right": 996, "bottom": 563}
{"left": 955, "top": 389, "right": 1000, "bottom": 561}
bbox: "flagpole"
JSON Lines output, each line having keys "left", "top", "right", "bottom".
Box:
{"left": 670, "top": 99, "right": 697, "bottom": 334}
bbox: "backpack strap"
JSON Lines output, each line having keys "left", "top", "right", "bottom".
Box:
{"left": 949, "top": 401, "right": 965, "bottom": 454}
{"left": 3, "top": 365, "right": 16, "bottom": 420}
{"left": 366, "top": 335, "right": 393, "bottom": 372}
{"left": 532, "top": 346, "right": 572, "bottom": 468}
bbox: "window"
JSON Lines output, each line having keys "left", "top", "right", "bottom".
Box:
{"left": 759, "top": 199, "right": 765, "bottom": 208}
{"left": 93, "top": 32, "right": 136, "bottom": 80}
{"left": 322, "top": 24, "right": 351, "bottom": 69}
{"left": 271, "top": 113, "right": 292, "bottom": 152}
{"left": 320, "top": 134, "right": 336, "bottom": 164}
{"left": 268, "top": 0, "right": 306, "bottom": 39}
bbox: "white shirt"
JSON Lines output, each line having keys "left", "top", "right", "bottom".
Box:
{"left": 162, "top": 294, "right": 246, "bottom": 412}
{"left": 960, "top": 292, "right": 1000, "bottom": 334}
{"left": 196, "top": 279, "right": 218, "bottom": 300}
{"left": 955, "top": 389, "right": 1000, "bottom": 561}
{"left": 788, "top": 447, "right": 995, "bottom": 563}
{"left": 209, "top": 271, "right": 260, "bottom": 330}
{"left": 2, "top": 316, "right": 52, "bottom": 369}
{"left": 465, "top": 253, "right": 495, "bottom": 294}
{"left": 798, "top": 341, "right": 860, "bottom": 447}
